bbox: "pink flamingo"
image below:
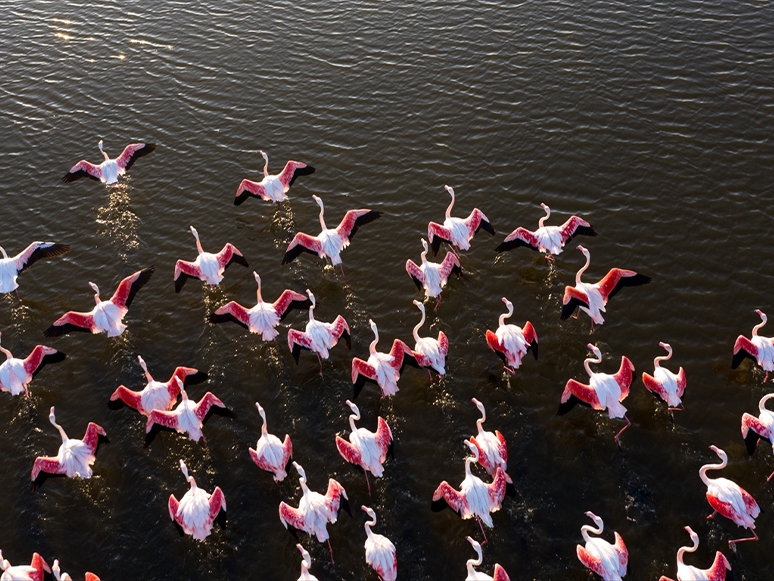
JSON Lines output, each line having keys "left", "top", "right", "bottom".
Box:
{"left": 249, "top": 402, "right": 292, "bottom": 482}
{"left": 52, "top": 559, "right": 101, "bottom": 581}
{"left": 576, "top": 512, "right": 628, "bottom": 581}
{"left": 209, "top": 272, "right": 310, "bottom": 341}
{"left": 469, "top": 398, "right": 511, "bottom": 484}
{"left": 560, "top": 245, "right": 650, "bottom": 327}
{"left": 642, "top": 342, "right": 686, "bottom": 410}
{"left": 145, "top": 378, "right": 226, "bottom": 443}
{"left": 0, "top": 552, "right": 50, "bottom": 581}
{"left": 287, "top": 289, "right": 350, "bottom": 373}
{"left": 427, "top": 185, "right": 494, "bottom": 256}
{"left": 295, "top": 544, "right": 319, "bottom": 581}
{"left": 464, "top": 536, "right": 510, "bottom": 581}
{"left": 485, "top": 297, "right": 538, "bottom": 374}
{"left": 405, "top": 238, "right": 461, "bottom": 304}
{"left": 409, "top": 300, "right": 448, "bottom": 379}
{"left": 658, "top": 526, "right": 731, "bottom": 581}
{"left": 0, "top": 241, "right": 70, "bottom": 295}
{"left": 732, "top": 309, "right": 774, "bottom": 382}
{"left": 336, "top": 400, "right": 392, "bottom": 494}
{"left": 109, "top": 355, "right": 206, "bottom": 415}
{"left": 362, "top": 506, "right": 397, "bottom": 581}
{"left": 432, "top": 440, "right": 507, "bottom": 543}
{"left": 351, "top": 319, "right": 413, "bottom": 398}
{"left": 31, "top": 406, "right": 106, "bottom": 481}
{"left": 63, "top": 140, "right": 155, "bottom": 184}
{"left": 234, "top": 150, "right": 314, "bottom": 205}
{"left": 496, "top": 203, "right": 596, "bottom": 260}
{"left": 279, "top": 462, "right": 348, "bottom": 563}
{"left": 168, "top": 459, "right": 226, "bottom": 541}
{"left": 741, "top": 393, "right": 774, "bottom": 480}
{"left": 44, "top": 267, "right": 154, "bottom": 338}
{"left": 0, "top": 332, "right": 65, "bottom": 397}
{"left": 560, "top": 343, "right": 635, "bottom": 442}
{"left": 701, "top": 445, "right": 760, "bottom": 546}
{"left": 173, "top": 226, "right": 248, "bottom": 292}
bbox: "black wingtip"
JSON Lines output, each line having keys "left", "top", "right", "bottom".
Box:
{"left": 234, "top": 191, "right": 251, "bottom": 206}
{"left": 185, "top": 371, "right": 208, "bottom": 386}
{"left": 530, "top": 340, "right": 539, "bottom": 360}
{"left": 744, "top": 430, "right": 763, "bottom": 455}
{"left": 341, "top": 329, "right": 351, "bottom": 350}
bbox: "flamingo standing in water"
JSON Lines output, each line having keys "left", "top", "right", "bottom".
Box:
{"left": 281, "top": 195, "right": 381, "bottom": 280}
{"left": 52, "top": 559, "right": 101, "bottom": 581}
{"left": 351, "top": 319, "right": 413, "bottom": 398}
{"left": 560, "top": 246, "right": 650, "bottom": 327}
{"left": 469, "top": 398, "right": 511, "bottom": 484}
{"left": 741, "top": 393, "right": 774, "bottom": 481}
{"left": 168, "top": 459, "right": 226, "bottom": 541}
{"left": 62, "top": 140, "right": 156, "bottom": 184}
{"left": 44, "top": 267, "right": 154, "bottom": 338}
{"left": 409, "top": 300, "right": 448, "bottom": 379}
{"left": 658, "top": 526, "right": 731, "bottom": 581}
{"left": 485, "top": 297, "right": 538, "bottom": 374}
{"left": 464, "top": 536, "right": 510, "bottom": 581}
{"left": 336, "top": 400, "right": 392, "bottom": 494}
{"left": 31, "top": 407, "right": 106, "bottom": 481}
{"left": 732, "top": 309, "right": 774, "bottom": 382}
{"left": 0, "top": 241, "right": 70, "bottom": 295}
{"left": 559, "top": 343, "right": 635, "bottom": 443}
{"left": 109, "top": 355, "right": 207, "bottom": 415}
{"left": 145, "top": 378, "right": 226, "bottom": 443}
{"left": 432, "top": 440, "right": 507, "bottom": 543}
{"left": 295, "top": 544, "right": 319, "bottom": 581}
{"left": 576, "top": 512, "right": 628, "bottom": 581}
{"left": 173, "top": 226, "right": 248, "bottom": 292}
{"left": 249, "top": 402, "right": 293, "bottom": 482}
{"left": 0, "top": 332, "right": 65, "bottom": 397}
{"left": 278, "top": 462, "right": 348, "bottom": 563}
{"left": 427, "top": 185, "right": 495, "bottom": 256}
{"left": 362, "top": 506, "right": 397, "bottom": 581}
{"left": 0, "top": 552, "right": 50, "bottom": 581}
{"left": 234, "top": 150, "right": 315, "bottom": 205}
{"left": 700, "top": 445, "right": 760, "bottom": 546}
{"left": 496, "top": 203, "right": 596, "bottom": 260}
{"left": 405, "top": 238, "right": 461, "bottom": 304}
{"left": 209, "top": 272, "right": 310, "bottom": 341}
{"left": 287, "top": 289, "right": 350, "bottom": 373}
{"left": 642, "top": 342, "right": 686, "bottom": 410}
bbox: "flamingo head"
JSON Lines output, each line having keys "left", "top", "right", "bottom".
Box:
{"left": 362, "top": 505, "right": 377, "bottom": 522}
{"left": 0, "top": 556, "right": 8, "bottom": 573}
{"left": 369, "top": 319, "right": 379, "bottom": 339}
{"left": 255, "top": 401, "right": 267, "bottom": 425}
{"left": 175, "top": 377, "right": 188, "bottom": 401}
{"left": 179, "top": 459, "right": 195, "bottom": 486}
{"left": 539, "top": 203, "right": 550, "bottom": 226}
{"left": 684, "top": 526, "right": 699, "bottom": 547}
{"left": 253, "top": 271, "right": 261, "bottom": 286}
{"left": 305, "top": 289, "right": 315, "bottom": 310}
{"left": 465, "top": 536, "right": 483, "bottom": 565}
{"left": 88, "top": 282, "right": 100, "bottom": 300}
{"left": 756, "top": 309, "right": 767, "bottom": 323}
{"left": 98, "top": 139, "right": 104, "bottom": 151}
{"left": 189, "top": 225, "right": 199, "bottom": 241}
{"left": 413, "top": 299, "right": 425, "bottom": 315}
{"left": 586, "top": 343, "right": 602, "bottom": 359}
{"left": 52, "top": 560, "right": 62, "bottom": 581}
{"left": 444, "top": 184, "right": 455, "bottom": 197}
{"left": 421, "top": 238, "right": 429, "bottom": 255}
{"left": 293, "top": 461, "right": 307, "bottom": 483}
{"left": 345, "top": 399, "right": 360, "bottom": 420}
{"left": 540, "top": 202, "right": 550, "bottom": 214}
{"left": 584, "top": 511, "right": 604, "bottom": 530}
{"left": 259, "top": 150, "right": 267, "bottom": 161}
{"left": 501, "top": 297, "right": 514, "bottom": 319}
{"left": 48, "top": 406, "right": 57, "bottom": 427}
{"left": 137, "top": 354, "right": 149, "bottom": 373}
{"left": 577, "top": 244, "right": 590, "bottom": 258}
{"left": 312, "top": 194, "right": 323, "bottom": 210}
{"left": 709, "top": 445, "right": 726, "bottom": 461}
{"left": 296, "top": 544, "right": 312, "bottom": 571}
{"left": 471, "top": 397, "right": 486, "bottom": 420}
{"left": 658, "top": 342, "right": 672, "bottom": 356}
{"left": 464, "top": 439, "right": 480, "bottom": 461}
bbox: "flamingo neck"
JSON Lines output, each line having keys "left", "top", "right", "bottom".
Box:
{"left": 262, "top": 154, "right": 269, "bottom": 177}
{"left": 308, "top": 305, "right": 315, "bottom": 322}
{"left": 259, "top": 408, "right": 268, "bottom": 436}
{"left": 576, "top": 253, "right": 590, "bottom": 284}
{"left": 53, "top": 421, "right": 69, "bottom": 443}
{"left": 318, "top": 205, "right": 326, "bottom": 231}
{"left": 580, "top": 522, "right": 603, "bottom": 543}
{"left": 256, "top": 278, "right": 263, "bottom": 303}
{"left": 0, "top": 345, "right": 12, "bottom": 360}
{"left": 654, "top": 350, "right": 671, "bottom": 368}
{"left": 699, "top": 455, "right": 727, "bottom": 485}
{"left": 676, "top": 539, "right": 698, "bottom": 565}
{"left": 499, "top": 305, "right": 513, "bottom": 327}
{"left": 420, "top": 248, "right": 428, "bottom": 266}
{"left": 760, "top": 393, "right": 774, "bottom": 414}
{"left": 299, "top": 478, "right": 310, "bottom": 496}
{"left": 584, "top": 354, "right": 601, "bottom": 377}
{"left": 194, "top": 234, "right": 204, "bottom": 255}
{"left": 467, "top": 547, "right": 483, "bottom": 569}
{"left": 445, "top": 191, "right": 455, "bottom": 220}
{"left": 138, "top": 359, "right": 153, "bottom": 383}
{"left": 753, "top": 317, "right": 767, "bottom": 336}
{"left": 369, "top": 330, "right": 379, "bottom": 355}
{"left": 538, "top": 206, "right": 550, "bottom": 228}
{"left": 413, "top": 309, "right": 425, "bottom": 342}
{"left": 464, "top": 455, "right": 474, "bottom": 478}
{"left": 0, "top": 247, "right": 7, "bottom": 259}
{"left": 364, "top": 516, "right": 377, "bottom": 538}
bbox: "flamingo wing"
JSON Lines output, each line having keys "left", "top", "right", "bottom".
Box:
{"left": 642, "top": 372, "right": 669, "bottom": 402}
{"left": 741, "top": 412, "right": 773, "bottom": 453}
{"left": 278, "top": 160, "right": 315, "bottom": 187}
{"left": 375, "top": 417, "right": 393, "bottom": 456}
{"left": 44, "top": 311, "right": 95, "bottom": 337}
{"left": 146, "top": 409, "right": 179, "bottom": 431}
{"left": 560, "top": 285, "right": 590, "bottom": 320}
{"left": 174, "top": 260, "right": 201, "bottom": 293}
{"left": 732, "top": 335, "right": 758, "bottom": 369}
{"left": 62, "top": 160, "right": 102, "bottom": 183}
{"left": 431, "top": 481, "right": 465, "bottom": 514}
{"left": 352, "top": 358, "right": 378, "bottom": 397}
{"left": 596, "top": 268, "right": 651, "bottom": 302}
{"left": 405, "top": 259, "right": 425, "bottom": 290}
{"left": 281, "top": 232, "right": 323, "bottom": 265}
{"left": 707, "top": 551, "right": 732, "bottom": 578}
{"left": 739, "top": 486, "right": 761, "bottom": 518}
{"left": 115, "top": 142, "right": 155, "bottom": 170}
{"left": 559, "top": 216, "right": 596, "bottom": 243}
{"left": 14, "top": 241, "right": 71, "bottom": 274}
{"left": 84, "top": 573, "right": 101, "bottom": 581}
{"left": 331, "top": 315, "right": 351, "bottom": 349}
{"left": 279, "top": 501, "right": 306, "bottom": 530}
{"left": 439, "top": 251, "right": 462, "bottom": 281}
{"left": 486, "top": 329, "right": 507, "bottom": 363}
{"left": 216, "top": 243, "right": 249, "bottom": 270}
{"left": 614, "top": 356, "right": 635, "bottom": 400}
{"left": 495, "top": 430, "right": 508, "bottom": 463}
{"left": 487, "top": 467, "right": 507, "bottom": 507}
{"left": 466, "top": 208, "right": 495, "bottom": 237}
{"left": 388, "top": 338, "right": 411, "bottom": 372}
{"left": 23, "top": 345, "right": 66, "bottom": 379}
{"left": 336, "top": 436, "right": 363, "bottom": 467}
{"left": 234, "top": 178, "right": 269, "bottom": 206}
{"left": 168, "top": 494, "right": 180, "bottom": 521}
{"left": 82, "top": 422, "right": 106, "bottom": 453}
{"left": 31, "top": 456, "right": 66, "bottom": 480}
{"left": 209, "top": 301, "right": 250, "bottom": 330}
{"left": 194, "top": 392, "right": 226, "bottom": 421}
{"left": 492, "top": 564, "right": 511, "bottom": 581}
{"left": 614, "top": 531, "right": 628, "bottom": 568}
{"left": 438, "top": 331, "right": 449, "bottom": 358}
{"left": 676, "top": 367, "right": 687, "bottom": 397}
{"left": 522, "top": 321, "right": 538, "bottom": 359}
{"left": 29, "top": 553, "right": 51, "bottom": 580}
{"left": 324, "top": 479, "right": 347, "bottom": 515}
{"left": 336, "top": 209, "right": 381, "bottom": 242}
{"left": 273, "top": 290, "right": 312, "bottom": 321}
{"left": 288, "top": 329, "right": 313, "bottom": 363}
{"left": 427, "top": 222, "right": 452, "bottom": 256}
{"left": 109, "top": 385, "right": 143, "bottom": 411}
{"left": 209, "top": 486, "right": 227, "bottom": 519}
{"left": 110, "top": 266, "right": 155, "bottom": 309}
{"left": 561, "top": 378, "right": 603, "bottom": 410}
{"left": 496, "top": 227, "right": 539, "bottom": 253}
{"left": 169, "top": 366, "right": 207, "bottom": 390}
{"left": 577, "top": 545, "right": 608, "bottom": 579}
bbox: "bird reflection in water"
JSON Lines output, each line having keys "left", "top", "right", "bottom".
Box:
{"left": 96, "top": 183, "right": 140, "bottom": 261}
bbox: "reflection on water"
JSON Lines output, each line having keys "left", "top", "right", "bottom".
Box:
{"left": 270, "top": 203, "right": 295, "bottom": 250}
{"left": 95, "top": 184, "right": 140, "bottom": 261}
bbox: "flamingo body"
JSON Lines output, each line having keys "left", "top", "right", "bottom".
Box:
{"left": 168, "top": 460, "right": 226, "bottom": 541}
{"left": 63, "top": 141, "right": 155, "bottom": 184}
{"left": 0, "top": 341, "right": 65, "bottom": 397}
{"left": 279, "top": 463, "right": 348, "bottom": 543}
{"left": 576, "top": 512, "right": 628, "bottom": 581}
{"left": 496, "top": 204, "right": 596, "bottom": 257}
{"left": 469, "top": 398, "right": 511, "bottom": 483}
{"left": 642, "top": 342, "right": 686, "bottom": 408}
{"left": 657, "top": 526, "right": 730, "bottom": 581}
{"left": 146, "top": 380, "right": 225, "bottom": 442}
{"left": 406, "top": 239, "right": 461, "bottom": 298}
{"left": 31, "top": 407, "right": 105, "bottom": 480}
{"left": 410, "top": 300, "right": 448, "bottom": 376}
{"left": 0, "top": 553, "right": 50, "bottom": 581}
{"left": 732, "top": 310, "right": 774, "bottom": 378}
{"left": 0, "top": 242, "right": 70, "bottom": 294}
{"left": 234, "top": 152, "right": 314, "bottom": 205}
{"left": 336, "top": 400, "right": 392, "bottom": 489}
{"left": 464, "top": 536, "right": 510, "bottom": 581}
{"left": 351, "top": 319, "right": 412, "bottom": 397}
{"left": 362, "top": 506, "right": 397, "bottom": 581}
{"left": 485, "top": 298, "right": 537, "bottom": 370}
{"left": 174, "top": 226, "right": 247, "bottom": 291}
{"left": 427, "top": 186, "right": 494, "bottom": 255}
{"left": 741, "top": 394, "right": 774, "bottom": 464}
{"left": 249, "top": 402, "right": 293, "bottom": 482}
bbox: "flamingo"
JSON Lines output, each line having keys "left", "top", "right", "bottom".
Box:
{"left": 0, "top": 241, "right": 70, "bottom": 295}
{"left": 560, "top": 245, "right": 650, "bottom": 327}
{"left": 281, "top": 195, "right": 381, "bottom": 280}
{"left": 168, "top": 459, "right": 226, "bottom": 541}
{"left": 109, "top": 355, "right": 207, "bottom": 415}
{"left": 208, "top": 271, "right": 310, "bottom": 341}
{"left": 52, "top": 559, "right": 100, "bottom": 581}
{"left": 145, "top": 378, "right": 226, "bottom": 443}
{"left": 62, "top": 140, "right": 155, "bottom": 184}
{"left": 658, "top": 526, "right": 731, "bottom": 581}
{"left": 409, "top": 300, "right": 449, "bottom": 379}
{"left": 496, "top": 203, "right": 596, "bottom": 259}
{"left": 700, "top": 445, "right": 760, "bottom": 546}
{"left": 405, "top": 238, "right": 461, "bottom": 303}
{"left": 335, "top": 400, "right": 392, "bottom": 494}
{"left": 362, "top": 506, "right": 397, "bottom": 581}
{"left": 295, "top": 544, "right": 319, "bottom": 581}
{"left": 642, "top": 342, "right": 686, "bottom": 410}
{"left": 249, "top": 402, "right": 292, "bottom": 482}
{"left": 559, "top": 343, "right": 635, "bottom": 442}
{"left": 0, "top": 332, "right": 65, "bottom": 397}
{"left": 351, "top": 319, "right": 413, "bottom": 398}
{"left": 43, "top": 266, "right": 155, "bottom": 338}
{"left": 741, "top": 393, "right": 774, "bottom": 480}
{"left": 464, "top": 536, "right": 510, "bottom": 581}
{"left": 576, "top": 512, "right": 628, "bottom": 581}
{"left": 732, "top": 309, "right": 774, "bottom": 382}
{"left": 432, "top": 440, "right": 507, "bottom": 543}
{"left": 427, "top": 185, "right": 495, "bottom": 256}
{"left": 287, "top": 289, "right": 350, "bottom": 373}
{"left": 278, "top": 462, "right": 348, "bottom": 563}
{"left": 31, "top": 406, "right": 106, "bottom": 481}
{"left": 469, "top": 398, "right": 511, "bottom": 484}
{"left": 485, "top": 297, "right": 538, "bottom": 374}
{"left": 173, "top": 226, "right": 248, "bottom": 292}
{"left": 234, "top": 150, "right": 315, "bottom": 205}
{"left": 0, "top": 552, "right": 50, "bottom": 581}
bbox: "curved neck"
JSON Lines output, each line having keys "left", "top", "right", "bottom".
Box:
{"left": 256, "top": 277, "right": 263, "bottom": 303}
{"left": 581, "top": 522, "right": 603, "bottom": 543}
{"left": 193, "top": 233, "right": 204, "bottom": 255}
{"left": 0, "top": 345, "right": 12, "bottom": 360}
{"left": 476, "top": 405, "right": 486, "bottom": 433}
{"left": 584, "top": 353, "right": 602, "bottom": 377}
{"left": 753, "top": 316, "right": 767, "bottom": 336}
{"left": 52, "top": 419, "right": 68, "bottom": 442}
{"left": 364, "top": 515, "right": 377, "bottom": 538}
{"left": 262, "top": 154, "right": 269, "bottom": 177}
{"left": 760, "top": 393, "right": 774, "bottom": 414}
{"left": 538, "top": 206, "right": 550, "bottom": 228}
{"left": 0, "top": 247, "right": 7, "bottom": 259}
{"left": 445, "top": 190, "right": 455, "bottom": 219}
{"left": 676, "top": 539, "right": 698, "bottom": 565}
{"left": 369, "top": 328, "right": 379, "bottom": 355}
{"left": 464, "top": 455, "right": 474, "bottom": 478}
{"left": 466, "top": 552, "right": 483, "bottom": 570}
{"left": 259, "top": 407, "right": 268, "bottom": 436}
{"left": 413, "top": 307, "right": 426, "bottom": 342}
{"left": 576, "top": 252, "right": 591, "bottom": 284}
{"left": 299, "top": 477, "right": 310, "bottom": 496}
{"left": 349, "top": 411, "right": 360, "bottom": 432}
{"left": 420, "top": 247, "right": 428, "bottom": 265}
{"left": 317, "top": 202, "right": 326, "bottom": 230}
{"left": 308, "top": 302, "right": 315, "bottom": 322}
{"left": 654, "top": 349, "right": 672, "bottom": 368}
{"left": 699, "top": 454, "right": 727, "bottom": 485}
{"left": 499, "top": 304, "right": 513, "bottom": 327}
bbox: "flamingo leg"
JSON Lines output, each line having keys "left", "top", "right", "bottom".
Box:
{"left": 477, "top": 516, "right": 488, "bottom": 545}
{"left": 729, "top": 529, "right": 758, "bottom": 546}
{"left": 365, "top": 470, "right": 371, "bottom": 497}
{"left": 707, "top": 511, "right": 718, "bottom": 520}
{"left": 317, "top": 353, "right": 323, "bottom": 377}
{"left": 765, "top": 372, "right": 770, "bottom": 383}
{"left": 545, "top": 254, "right": 555, "bottom": 263}
{"left": 434, "top": 294, "right": 442, "bottom": 311}
{"left": 327, "top": 538, "right": 335, "bottom": 564}
{"left": 504, "top": 365, "right": 516, "bottom": 375}
{"left": 767, "top": 470, "right": 774, "bottom": 482}
{"left": 668, "top": 403, "right": 685, "bottom": 412}
{"left": 339, "top": 264, "right": 347, "bottom": 285}
{"left": 614, "top": 417, "right": 631, "bottom": 443}
{"left": 427, "top": 369, "right": 434, "bottom": 382}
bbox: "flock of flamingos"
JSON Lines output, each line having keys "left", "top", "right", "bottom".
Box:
{"left": 1, "top": 141, "right": 773, "bottom": 581}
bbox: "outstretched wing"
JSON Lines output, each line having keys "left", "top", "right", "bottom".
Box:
{"left": 439, "top": 252, "right": 461, "bottom": 281}
{"left": 336, "top": 209, "right": 381, "bottom": 242}
{"left": 496, "top": 227, "right": 538, "bottom": 253}
{"left": 288, "top": 329, "right": 313, "bottom": 364}
{"left": 492, "top": 564, "right": 511, "bottom": 581}
{"left": 216, "top": 243, "right": 249, "bottom": 270}
{"left": 281, "top": 232, "right": 322, "bottom": 265}
{"left": 596, "top": 268, "right": 651, "bottom": 302}
{"left": 405, "top": 259, "right": 425, "bottom": 290}
{"left": 466, "top": 208, "right": 495, "bottom": 237}
{"left": 279, "top": 501, "right": 305, "bottom": 530}
{"left": 324, "top": 478, "right": 346, "bottom": 515}
{"left": 278, "top": 160, "right": 315, "bottom": 188}
{"left": 14, "top": 242, "right": 71, "bottom": 274}
{"left": 115, "top": 142, "right": 156, "bottom": 171}
{"left": 331, "top": 315, "right": 351, "bottom": 349}
{"left": 375, "top": 417, "right": 393, "bottom": 456}
{"left": 560, "top": 286, "right": 590, "bottom": 320}
{"left": 63, "top": 160, "right": 102, "bottom": 183}
{"left": 273, "top": 290, "right": 312, "bottom": 321}
{"left": 732, "top": 335, "right": 758, "bottom": 369}
{"left": 110, "top": 266, "right": 155, "bottom": 308}
{"left": 559, "top": 216, "right": 596, "bottom": 243}
{"left": 234, "top": 179, "right": 268, "bottom": 206}
{"left": 194, "top": 392, "right": 226, "bottom": 421}
{"left": 561, "top": 379, "right": 603, "bottom": 410}
{"left": 352, "top": 358, "right": 378, "bottom": 398}
{"left": 23, "top": 345, "right": 66, "bottom": 379}
{"left": 614, "top": 356, "right": 635, "bottom": 399}
{"left": 44, "top": 311, "right": 95, "bottom": 337}
{"left": 209, "top": 301, "right": 250, "bottom": 329}
{"left": 427, "top": 222, "right": 452, "bottom": 256}
{"left": 522, "top": 321, "right": 538, "bottom": 359}
{"left": 169, "top": 367, "right": 207, "bottom": 390}
{"left": 174, "top": 260, "right": 200, "bottom": 293}
{"left": 431, "top": 481, "right": 465, "bottom": 514}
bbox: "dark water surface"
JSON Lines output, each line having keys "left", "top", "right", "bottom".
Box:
{"left": 2, "top": 0, "right": 774, "bottom": 578}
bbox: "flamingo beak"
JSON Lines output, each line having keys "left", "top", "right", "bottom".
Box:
{"left": 586, "top": 343, "right": 595, "bottom": 351}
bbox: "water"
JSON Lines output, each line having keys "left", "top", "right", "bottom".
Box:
{"left": 1, "top": 0, "right": 774, "bottom": 578}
